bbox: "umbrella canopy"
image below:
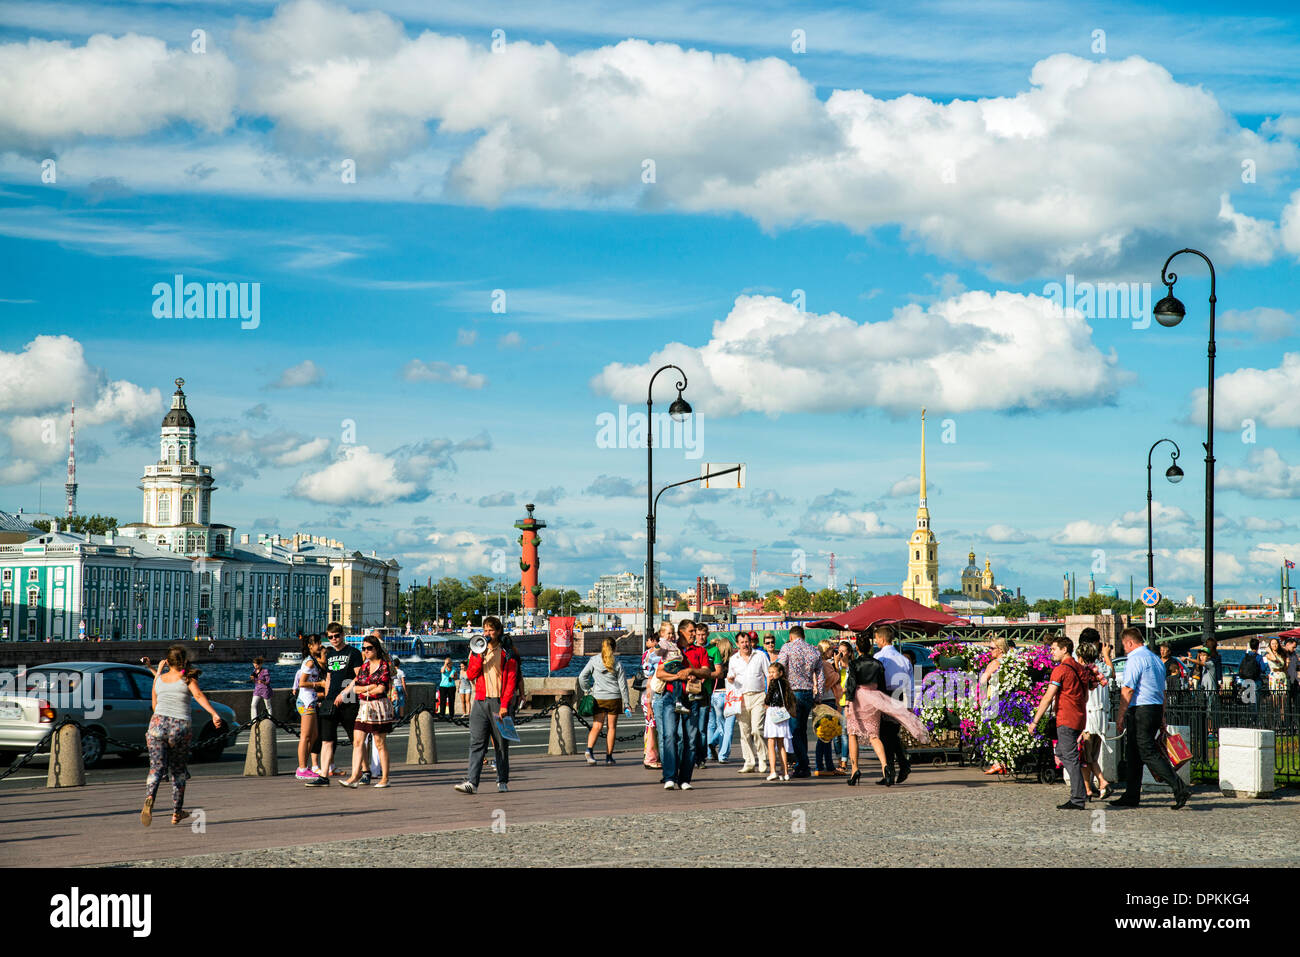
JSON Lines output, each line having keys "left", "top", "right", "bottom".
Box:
{"left": 809, "top": 594, "right": 969, "bottom": 634}
{"left": 1274, "top": 627, "right": 1300, "bottom": 639}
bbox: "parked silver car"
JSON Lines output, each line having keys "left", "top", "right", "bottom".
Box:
{"left": 0, "top": 662, "right": 236, "bottom": 768}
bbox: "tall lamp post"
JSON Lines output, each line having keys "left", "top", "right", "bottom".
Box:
{"left": 645, "top": 364, "right": 692, "bottom": 638}
{"left": 1154, "top": 248, "right": 1217, "bottom": 650}
{"left": 1146, "top": 438, "right": 1184, "bottom": 589}
{"left": 133, "top": 574, "right": 145, "bottom": 640}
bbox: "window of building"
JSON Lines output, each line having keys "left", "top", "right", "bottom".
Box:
{"left": 913, "top": 576, "right": 919, "bottom": 585}
{"left": 181, "top": 493, "right": 194, "bottom": 524}
{"left": 333, "top": 575, "right": 341, "bottom": 586}
{"left": 179, "top": 444, "right": 188, "bottom": 465}
{"left": 215, "top": 535, "right": 225, "bottom": 552}
{"left": 1, "top": 569, "right": 9, "bottom": 582}
{"left": 200, "top": 593, "right": 210, "bottom": 610}
{"left": 158, "top": 494, "right": 170, "bottom": 523}
{"left": 28, "top": 568, "right": 38, "bottom": 582}
{"left": 2, "top": 592, "right": 10, "bottom": 606}
{"left": 914, "top": 551, "right": 919, "bottom": 561}
{"left": 28, "top": 588, "right": 39, "bottom": 607}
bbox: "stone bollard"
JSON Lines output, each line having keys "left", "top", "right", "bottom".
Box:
{"left": 1219, "top": 728, "right": 1274, "bottom": 798}
{"left": 243, "top": 717, "right": 278, "bottom": 776}
{"left": 405, "top": 709, "right": 437, "bottom": 765}
{"left": 1142, "top": 723, "right": 1191, "bottom": 793}
{"left": 1101, "top": 721, "right": 1119, "bottom": 783}
{"left": 549, "top": 703, "right": 576, "bottom": 755}
{"left": 46, "top": 723, "right": 85, "bottom": 788}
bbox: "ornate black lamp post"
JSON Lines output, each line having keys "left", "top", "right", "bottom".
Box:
{"left": 1154, "top": 249, "right": 1217, "bottom": 649}
{"left": 1146, "top": 438, "right": 1184, "bottom": 589}
{"left": 645, "top": 365, "right": 692, "bottom": 637}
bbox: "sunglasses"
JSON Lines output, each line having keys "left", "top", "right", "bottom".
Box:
{"left": 362, "top": 645, "right": 375, "bottom": 651}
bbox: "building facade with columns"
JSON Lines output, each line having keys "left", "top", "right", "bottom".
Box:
{"left": 255, "top": 534, "right": 399, "bottom": 633}
{"left": 1, "top": 378, "right": 330, "bottom": 641}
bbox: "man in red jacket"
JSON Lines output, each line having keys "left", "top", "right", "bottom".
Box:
{"left": 1030, "top": 636, "right": 1096, "bottom": 811}
{"left": 454, "top": 616, "right": 520, "bottom": 795}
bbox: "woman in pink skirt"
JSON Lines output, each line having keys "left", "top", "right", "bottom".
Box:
{"left": 845, "top": 637, "right": 929, "bottom": 786}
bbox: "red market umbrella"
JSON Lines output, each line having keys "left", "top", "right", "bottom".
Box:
{"left": 1274, "top": 628, "right": 1300, "bottom": 639}
{"left": 809, "top": 594, "right": 969, "bottom": 634}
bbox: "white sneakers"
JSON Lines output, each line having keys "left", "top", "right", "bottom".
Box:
{"left": 680, "top": 782, "right": 694, "bottom": 790}
{"left": 453, "top": 781, "right": 476, "bottom": 794}
{"left": 664, "top": 781, "right": 678, "bottom": 790}
{"left": 766, "top": 772, "right": 779, "bottom": 781}
{"left": 738, "top": 765, "right": 756, "bottom": 774}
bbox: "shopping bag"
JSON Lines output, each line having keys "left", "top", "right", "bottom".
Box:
{"left": 723, "top": 688, "right": 743, "bottom": 717}
{"left": 1164, "top": 729, "right": 1192, "bottom": 769}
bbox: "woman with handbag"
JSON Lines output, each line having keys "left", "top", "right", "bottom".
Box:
{"left": 814, "top": 639, "right": 845, "bottom": 776}
{"left": 579, "top": 637, "right": 632, "bottom": 765}
{"left": 640, "top": 628, "right": 669, "bottom": 769}
{"left": 707, "top": 636, "right": 736, "bottom": 763}
{"left": 343, "top": 635, "right": 395, "bottom": 788}
{"left": 764, "top": 662, "right": 796, "bottom": 781}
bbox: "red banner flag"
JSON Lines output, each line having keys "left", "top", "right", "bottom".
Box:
{"left": 549, "top": 616, "right": 576, "bottom": 672}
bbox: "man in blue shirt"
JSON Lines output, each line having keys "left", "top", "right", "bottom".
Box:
{"left": 1110, "top": 626, "right": 1191, "bottom": 809}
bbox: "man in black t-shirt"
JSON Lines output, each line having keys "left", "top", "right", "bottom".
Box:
{"left": 306, "top": 622, "right": 362, "bottom": 787}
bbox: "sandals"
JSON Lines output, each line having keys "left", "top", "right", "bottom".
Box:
{"left": 141, "top": 796, "right": 154, "bottom": 827}
{"left": 172, "top": 810, "right": 191, "bottom": 826}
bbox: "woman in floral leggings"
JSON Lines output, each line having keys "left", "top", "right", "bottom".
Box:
{"left": 143, "top": 646, "right": 224, "bottom": 827}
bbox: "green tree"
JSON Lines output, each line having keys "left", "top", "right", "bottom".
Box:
{"left": 812, "top": 587, "right": 845, "bottom": 613}
{"left": 762, "top": 590, "right": 784, "bottom": 613}
{"left": 537, "top": 588, "right": 563, "bottom": 613}
{"left": 34, "top": 514, "right": 119, "bottom": 536}
{"left": 784, "top": 585, "right": 812, "bottom": 613}
{"left": 468, "top": 575, "right": 495, "bottom": 595}
{"left": 736, "top": 590, "right": 759, "bottom": 602}
{"left": 676, "top": 599, "right": 690, "bottom": 611}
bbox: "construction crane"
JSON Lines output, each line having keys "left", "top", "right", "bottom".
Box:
{"left": 828, "top": 552, "right": 836, "bottom": 591}
{"left": 749, "top": 549, "right": 759, "bottom": 591}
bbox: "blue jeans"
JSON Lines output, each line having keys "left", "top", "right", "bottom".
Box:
{"left": 791, "top": 690, "right": 814, "bottom": 774}
{"left": 707, "top": 690, "right": 734, "bottom": 759}
{"left": 653, "top": 693, "right": 697, "bottom": 785}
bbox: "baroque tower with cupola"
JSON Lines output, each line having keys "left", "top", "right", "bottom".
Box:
{"left": 119, "top": 378, "right": 235, "bottom": 557}
{"left": 900, "top": 408, "right": 940, "bottom": 608}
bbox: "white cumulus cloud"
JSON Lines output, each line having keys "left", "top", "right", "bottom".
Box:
{"left": 592, "top": 292, "right": 1128, "bottom": 416}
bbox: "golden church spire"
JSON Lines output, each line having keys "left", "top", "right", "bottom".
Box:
{"left": 919, "top": 407, "right": 927, "bottom": 507}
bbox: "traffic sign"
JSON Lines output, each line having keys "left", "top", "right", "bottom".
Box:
{"left": 1141, "top": 587, "right": 1161, "bottom": 607}
{"left": 1144, "top": 607, "right": 1156, "bottom": 628}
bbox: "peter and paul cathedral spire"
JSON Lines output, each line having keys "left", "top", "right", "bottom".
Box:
{"left": 902, "top": 408, "right": 940, "bottom": 608}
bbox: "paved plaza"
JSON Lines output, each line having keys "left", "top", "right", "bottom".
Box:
{"left": 2, "top": 749, "right": 1295, "bottom": 868}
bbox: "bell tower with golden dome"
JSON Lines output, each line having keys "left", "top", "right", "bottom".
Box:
{"left": 901, "top": 408, "right": 940, "bottom": 607}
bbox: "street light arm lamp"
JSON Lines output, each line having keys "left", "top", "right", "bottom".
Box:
{"left": 649, "top": 466, "right": 741, "bottom": 542}
{"left": 646, "top": 364, "right": 690, "bottom": 415}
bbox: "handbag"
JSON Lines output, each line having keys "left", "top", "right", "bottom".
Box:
{"left": 1164, "top": 728, "right": 1192, "bottom": 769}
{"left": 577, "top": 693, "right": 596, "bottom": 718}
{"left": 723, "top": 686, "right": 743, "bottom": 717}
{"left": 767, "top": 705, "right": 791, "bottom": 724}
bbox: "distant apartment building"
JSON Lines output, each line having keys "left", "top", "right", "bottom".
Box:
{"left": 587, "top": 565, "right": 663, "bottom": 612}
{"left": 270, "top": 533, "right": 400, "bottom": 632}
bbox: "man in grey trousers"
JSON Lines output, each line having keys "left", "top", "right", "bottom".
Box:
{"left": 454, "top": 617, "right": 519, "bottom": 795}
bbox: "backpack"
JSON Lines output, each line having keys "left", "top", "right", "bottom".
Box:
{"left": 1238, "top": 653, "right": 1261, "bottom": 681}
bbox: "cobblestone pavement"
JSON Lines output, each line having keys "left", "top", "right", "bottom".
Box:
{"left": 118, "top": 783, "right": 1299, "bottom": 868}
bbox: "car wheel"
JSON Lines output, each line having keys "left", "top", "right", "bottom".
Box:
{"left": 81, "top": 729, "right": 106, "bottom": 769}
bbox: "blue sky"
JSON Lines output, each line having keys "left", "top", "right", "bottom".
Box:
{"left": 1, "top": 0, "right": 1299, "bottom": 604}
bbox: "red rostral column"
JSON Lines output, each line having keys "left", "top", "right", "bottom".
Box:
{"left": 515, "top": 503, "right": 546, "bottom": 611}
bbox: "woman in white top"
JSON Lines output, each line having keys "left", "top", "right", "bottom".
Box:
{"left": 1077, "top": 639, "right": 1113, "bottom": 800}
{"left": 980, "top": 637, "right": 1012, "bottom": 774}
{"left": 143, "top": 645, "right": 223, "bottom": 827}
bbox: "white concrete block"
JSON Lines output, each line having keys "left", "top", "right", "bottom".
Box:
{"left": 1218, "top": 727, "right": 1274, "bottom": 749}
{"left": 1219, "top": 726, "right": 1275, "bottom": 798}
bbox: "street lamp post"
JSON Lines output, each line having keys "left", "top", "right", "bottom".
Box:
{"left": 645, "top": 364, "right": 692, "bottom": 638}
{"left": 1154, "top": 248, "right": 1217, "bottom": 650}
{"left": 1146, "top": 438, "right": 1184, "bottom": 589}
{"left": 109, "top": 601, "right": 116, "bottom": 640}
{"left": 134, "top": 575, "right": 145, "bottom": 640}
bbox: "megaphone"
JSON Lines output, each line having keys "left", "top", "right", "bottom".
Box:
{"left": 470, "top": 634, "right": 488, "bottom": 655}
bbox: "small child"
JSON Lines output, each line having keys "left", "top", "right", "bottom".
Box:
{"left": 764, "top": 662, "right": 795, "bottom": 782}
{"left": 658, "top": 635, "right": 690, "bottom": 715}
